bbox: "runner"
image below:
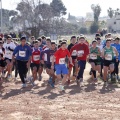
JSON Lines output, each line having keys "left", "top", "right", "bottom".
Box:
{"left": 89, "top": 40, "right": 101, "bottom": 83}
{"left": 41, "top": 36, "right": 46, "bottom": 45}
{"left": 58, "top": 40, "right": 62, "bottom": 48}
{"left": 111, "top": 37, "right": 120, "bottom": 80}
{"left": 3, "top": 35, "right": 16, "bottom": 80}
{"left": 40, "top": 42, "right": 56, "bottom": 88}
{"left": 52, "top": 42, "right": 73, "bottom": 91}
{"left": 67, "top": 36, "right": 77, "bottom": 84}
{"left": 96, "top": 37, "right": 103, "bottom": 77}
{"left": 0, "top": 41, "right": 5, "bottom": 79}
{"left": 30, "top": 40, "right": 42, "bottom": 86}
{"left": 12, "top": 37, "right": 32, "bottom": 88}
{"left": 70, "top": 35, "right": 89, "bottom": 86}
{"left": 102, "top": 39, "right": 118, "bottom": 86}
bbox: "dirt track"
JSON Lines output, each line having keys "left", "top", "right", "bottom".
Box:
{"left": 1, "top": 63, "right": 120, "bottom": 120}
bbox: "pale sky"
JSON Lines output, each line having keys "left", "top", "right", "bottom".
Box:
{"left": 1, "top": 0, "right": 120, "bottom": 17}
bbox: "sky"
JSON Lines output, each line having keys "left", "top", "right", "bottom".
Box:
{"left": 1, "top": 0, "right": 120, "bottom": 17}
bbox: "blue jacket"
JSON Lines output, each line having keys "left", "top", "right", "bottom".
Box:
{"left": 13, "top": 45, "right": 32, "bottom": 61}
{"left": 111, "top": 43, "right": 120, "bottom": 60}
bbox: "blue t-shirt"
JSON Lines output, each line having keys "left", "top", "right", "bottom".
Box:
{"left": 111, "top": 43, "right": 120, "bottom": 60}
{"left": 13, "top": 45, "right": 32, "bottom": 61}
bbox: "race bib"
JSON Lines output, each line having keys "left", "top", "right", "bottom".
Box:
{"left": 90, "top": 54, "right": 97, "bottom": 60}
{"left": 33, "top": 55, "right": 40, "bottom": 61}
{"left": 6, "top": 51, "right": 11, "bottom": 55}
{"left": 59, "top": 58, "right": 65, "bottom": 64}
{"left": 19, "top": 51, "right": 26, "bottom": 57}
{"left": 77, "top": 50, "right": 84, "bottom": 57}
{"left": 105, "top": 54, "right": 112, "bottom": 60}
{"left": 72, "top": 50, "right": 77, "bottom": 56}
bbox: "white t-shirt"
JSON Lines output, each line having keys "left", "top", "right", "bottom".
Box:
{"left": 97, "top": 44, "right": 103, "bottom": 52}
{"left": 3, "top": 42, "right": 16, "bottom": 59}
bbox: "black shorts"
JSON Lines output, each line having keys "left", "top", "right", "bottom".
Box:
{"left": 0, "top": 60, "right": 5, "bottom": 67}
{"left": 89, "top": 59, "right": 101, "bottom": 65}
{"left": 46, "top": 63, "right": 55, "bottom": 71}
{"left": 30, "top": 63, "right": 40, "bottom": 72}
{"left": 4, "top": 58, "right": 11, "bottom": 65}
{"left": 40, "top": 63, "right": 44, "bottom": 67}
{"left": 103, "top": 60, "right": 114, "bottom": 67}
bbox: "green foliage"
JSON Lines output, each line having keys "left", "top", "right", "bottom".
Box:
{"left": 79, "top": 27, "right": 88, "bottom": 34}
{"left": 91, "top": 4, "right": 101, "bottom": 22}
{"left": 107, "top": 7, "right": 114, "bottom": 18}
{"left": 50, "top": 0, "right": 67, "bottom": 17}
{"left": 90, "top": 22, "right": 99, "bottom": 34}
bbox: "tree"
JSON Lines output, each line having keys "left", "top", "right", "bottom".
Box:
{"left": 90, "top": 22, "right": 99, "bottom": 34}
{"left": 107, "top": 7, "right": 114, "bottom": 18}
{"left": 14, "top": 0, "right": 67, "bottom": 37}
{"left": 91, "top": 4, "right": 101, "bottom": 22}
{"left": 50, "top": 0, "right": 67, "bottom": 17}
{"left": 79, "top": 27, "right": 88, "bottom": 34}
{"left": 115, "top": 8, "right": 120, "bottom": 17}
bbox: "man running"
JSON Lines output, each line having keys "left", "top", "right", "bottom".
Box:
{"left": 96, "top": 37, "right": 103, "bottom": 77}
{"left": 70, "top": 35, "right": 89, "bottom": 86}
{"left": 52, "top": 42, "right": 73, "bottom": 91}
{"left": 0, "top": 41, "right": 5, "bottom": 79}
{"left": 12, "top": 37, "right": 32, "bottom": 88}
{"left": 111, "top": 37, "right": 120, "bottom": 80}
{"left": 3, "top": 35, "right": 16, "bottom": 80}
{"left": 102, "top": 39, "right": 118, "bottom": 85}
{"left": 40, "top": 42, "right": 56, "bottom": 88}
{"left": 89, "top": 40, "right": 101, "bottom": 83}
{"left": 30, "top": 40, "right": 42, "bottom": 85}
{"left": 67, "top": 36, "right": 77, "bottom": 84}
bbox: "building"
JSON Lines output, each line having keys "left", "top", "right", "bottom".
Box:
{"left": 107, "top": 13, "right": 120, "bottom": 32}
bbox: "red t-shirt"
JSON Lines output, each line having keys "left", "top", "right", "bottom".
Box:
{"left": 31, "top": 48, "right": 41, "bottom": 64}
{"left": 70, "top": 43, "right": 89, "bottom": 61}
{"left": 54, "top": 48, "right": 70, "bottom": 64}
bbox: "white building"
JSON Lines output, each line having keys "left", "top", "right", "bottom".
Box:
{"left": 107, "top": 14, "right": 120, "bottom": 32}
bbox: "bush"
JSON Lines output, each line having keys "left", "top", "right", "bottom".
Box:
{"left": 79, "top": 27, "right": 88, "bottom": 34}
{"left": 90, "top": 22, "right": 99, "bottom": 34}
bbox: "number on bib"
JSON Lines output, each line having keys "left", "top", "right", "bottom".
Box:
{"left": 72, "top": 50, "right": 77, "bottom": 56}
{"left": 33, "top": 55, "right": 40, "bottom": 61}
{"left": 6, "top": 51, "right": 11, "bottom": 55}
{"left": 77, "top": 50, "right": 84, "bottom": 57}
{"left": 90, "top": 54, "right": 97, "bottom": 60}
{"left": 19, "top": 51, "right": 26, "bottom": 57}
{"left": 105, "top": 54, "right": 112, "bottom": 60}
{"left": 59, "top": 58, "right": 65, "bottom": 64}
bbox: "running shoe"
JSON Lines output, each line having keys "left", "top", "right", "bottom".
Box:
{"left": 29, "top": 77, "right": 35, "bottom": 86}
{"left": 89, "top": 68, "right": 92, "bottom": 75}
{"left": 48, "top": 77, "right": 54, "bottom": 88}
{"left": 76, "top": 79, "right": 80, "bottom": 85}
{"left": 80, "top": 78, "right": 84, "bottom": 86}
{"left": 22, "top": 84, "right": 26, "bottom": 88}
{"left": 116, "top": 75, "right": 120, "bottom": 80}
{"left": 6, "top": 74, "right": 11, "bottom": 81}
{"left": 111, "top": 75, "right": 116, "bottom": 83}
{"left": 1, "top": 73, "right": 5, "bottom": 78}
{"left": 59, "top": 85, "right": 65, "bottom": 91}
{"left": 39, "top": 76, "right": 42, "bottom": 81}
{"left": 104, "top": 81, "right": 108, "bottom": 87}
{"left": 67, "top": 79, "right": 70, "bottom": 85}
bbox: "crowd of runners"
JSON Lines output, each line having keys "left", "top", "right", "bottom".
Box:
{"left": 0, "top": 33, "right": 120, "bottom": 91}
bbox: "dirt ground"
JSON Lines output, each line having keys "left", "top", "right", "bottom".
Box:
{"left": 1, "top": 63, "right": 120, "bottom": 120}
